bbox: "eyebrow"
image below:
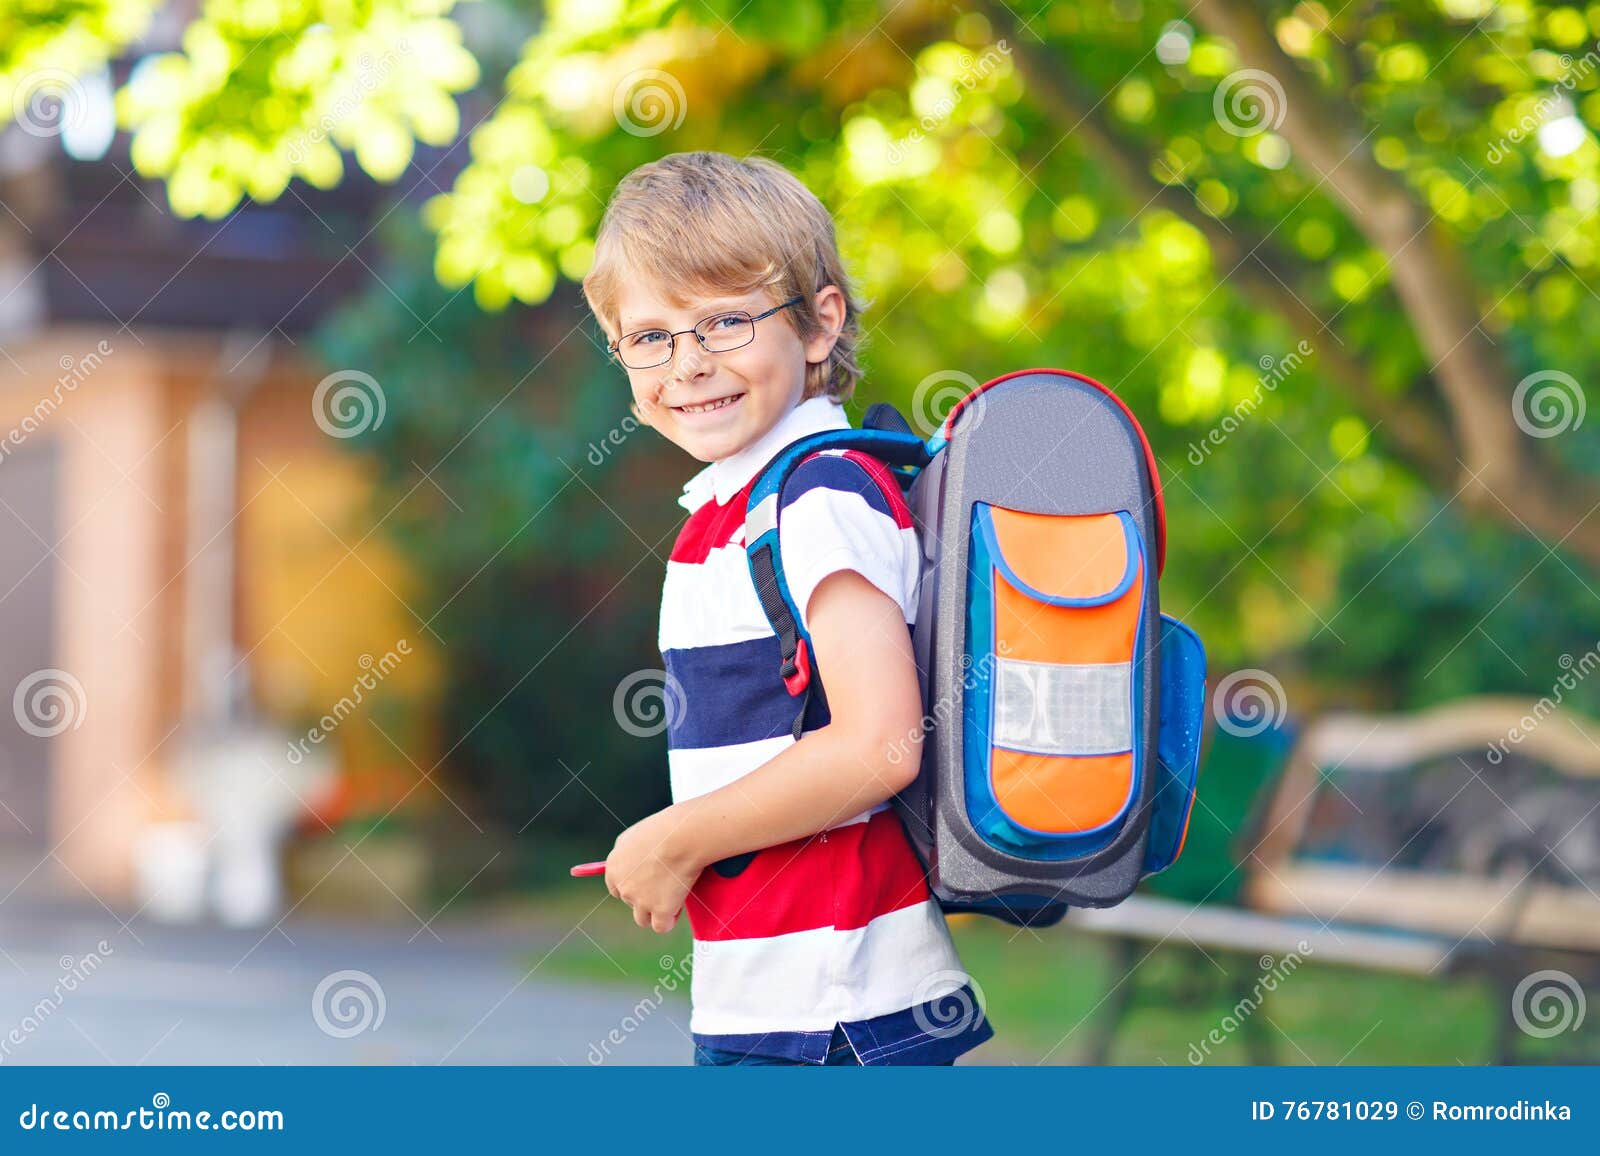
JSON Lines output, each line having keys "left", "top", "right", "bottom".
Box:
{"left": 621, "top": 294, "right": 754, "bottom": 330}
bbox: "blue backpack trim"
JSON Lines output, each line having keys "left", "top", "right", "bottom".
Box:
{"left": 742, "top": 428, "right": 930, "bottom": 742}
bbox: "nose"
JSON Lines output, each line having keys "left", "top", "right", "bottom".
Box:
{"left": 661, "top": 333, "right": 713, "bottom": 391}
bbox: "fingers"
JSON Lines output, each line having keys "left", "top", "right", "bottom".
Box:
{"left": 621, "top": 899, "right": 677, "bottom": 934}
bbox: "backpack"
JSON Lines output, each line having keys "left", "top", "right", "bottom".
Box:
{"left": 743, "top": 368, "right": 1207, "bottom": 927}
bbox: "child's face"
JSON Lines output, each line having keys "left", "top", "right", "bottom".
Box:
{"left": 613, "top": 280, "right": 839, "bottom": 464}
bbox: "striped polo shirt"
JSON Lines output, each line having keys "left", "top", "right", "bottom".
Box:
{"left": 659, "top": 394, "right": 993, "bottom": 1065}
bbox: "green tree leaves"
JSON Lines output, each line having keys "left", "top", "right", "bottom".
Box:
{"left": 111, "top": 0, "right": 478, "bottom": 218}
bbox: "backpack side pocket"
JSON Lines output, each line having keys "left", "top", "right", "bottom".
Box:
{"left": 1142, "top": 614, "right": 1206, "bottom": 876}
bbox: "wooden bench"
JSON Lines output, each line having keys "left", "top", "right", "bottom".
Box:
{"left": 1061, "top": 697, "right": 1600, "bottom": 1064}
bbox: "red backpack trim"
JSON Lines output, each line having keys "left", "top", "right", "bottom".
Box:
{"left": 939, "top": 369, "right": 1167, "bottom": 577}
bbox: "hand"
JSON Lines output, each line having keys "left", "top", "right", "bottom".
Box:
{"left": 604, "top": 805, "right": 704, "bottom": 934}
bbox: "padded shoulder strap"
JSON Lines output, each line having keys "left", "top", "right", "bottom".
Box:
{"left": 743, "top": 428, "right": 928, "bottom": 741}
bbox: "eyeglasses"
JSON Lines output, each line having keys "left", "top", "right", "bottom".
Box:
{"left": 609, "top": 296, "right": 803, "bottom": 370}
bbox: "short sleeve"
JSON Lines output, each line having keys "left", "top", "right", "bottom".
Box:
{"left": 776, "top": 451, "right": 921, "bottom": 635}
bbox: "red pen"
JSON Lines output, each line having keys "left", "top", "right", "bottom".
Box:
{"left": 569, "top": 861, "right": 607, "bottom": 877}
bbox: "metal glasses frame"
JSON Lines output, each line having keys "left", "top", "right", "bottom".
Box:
{"left": 608, "top": 296, "right": 803, "bottom": 369}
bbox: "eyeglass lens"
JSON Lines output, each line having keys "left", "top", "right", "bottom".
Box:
{"left": 617, "top": 312, "right": 755, "bottom": 369}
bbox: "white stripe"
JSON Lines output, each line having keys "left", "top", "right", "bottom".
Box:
{"left": 688, "top": 899, "right": 968, "bottom": 1035}
{"left": 668, "top": 739, "right": 885, "bottom": 827}
{"left": 660, "top": 465, "right": 920, "bottom": 652}
{"left": 657, "top": 543, "right": 771, "bottom": 651}
{"left": 777, "top": 486, "right": 920, "bottom": 632}
{"left": 745, "top": 491, "right": 779, "bottom": 541}
{"left": 668, "top": 735, "right": 792, "bottom": 802}
{"left": 747, "top": 447, "right": 873, "bottom": 541}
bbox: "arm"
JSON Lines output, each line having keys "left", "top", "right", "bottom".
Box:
{"left": 604, "top": 568, "right": 925, "bottom": 932}
{"left": 675, "top": 567, "right": 925, "bottom": 853}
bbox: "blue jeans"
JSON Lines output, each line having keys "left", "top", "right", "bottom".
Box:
{"left": 693, "top": 1024, "right": 956, "bottom": 1066}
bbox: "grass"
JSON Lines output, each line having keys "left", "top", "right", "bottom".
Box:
{"left": 521, "top": 888, "right": 1578, "bottom": 1065}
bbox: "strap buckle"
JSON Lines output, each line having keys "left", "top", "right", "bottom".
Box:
{"left": 781, "top": 637, "right": 811, "bottom": 696}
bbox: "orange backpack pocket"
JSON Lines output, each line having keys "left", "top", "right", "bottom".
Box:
{"left": 966, "top": 504, "right": 1147, "bottom": 852}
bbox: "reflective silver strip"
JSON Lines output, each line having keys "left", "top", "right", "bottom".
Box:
{"left": 746, "top": 492, "right": 780, "bottom": 541}
{"left": 993, "top": 657, "right": 1132, "bottom": 756}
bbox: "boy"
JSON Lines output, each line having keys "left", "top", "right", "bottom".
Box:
{"left": 580, "top": 151, "right": 992, "bottom": 1066}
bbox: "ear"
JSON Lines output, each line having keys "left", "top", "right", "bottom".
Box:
{"left": 802, "top": 285, "right": 847, "bottom": 367}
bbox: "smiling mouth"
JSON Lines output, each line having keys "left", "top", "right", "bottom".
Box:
{"left": 673, "top": 393, "right": 744, "bottom": 415}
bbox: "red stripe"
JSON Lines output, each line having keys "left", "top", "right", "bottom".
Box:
{"left": 685, "top": 810, "right": 931, "bottom": 942}
{"left": 669, "top": 478, "right": 753, "bottom": 563}
{"left": 837, "top": 449, "right": 915, "bottom": 529}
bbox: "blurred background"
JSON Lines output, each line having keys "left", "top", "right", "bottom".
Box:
{"left": 0, "top": 0, "right": 1596, "bottom": 1065}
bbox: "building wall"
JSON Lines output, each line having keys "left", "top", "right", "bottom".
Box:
{"left": 0, "top": 325, "right": 439, "bottom": 902}
{"left": 0, "top": 329, "right": 168, "bottom": 899}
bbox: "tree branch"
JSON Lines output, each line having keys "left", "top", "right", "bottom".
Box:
{"left": 976, "top": 0, "right": 1455, "bottom": 488}
{"left": 1191, "top": 0, "right": 1600, "bottom": 565}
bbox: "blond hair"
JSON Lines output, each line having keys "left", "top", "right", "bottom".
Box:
{"left": 582, "top": 151, "right": 865, "bottom": 404}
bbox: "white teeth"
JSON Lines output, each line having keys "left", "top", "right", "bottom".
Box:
{"left": 679, "top": 395, "right": 741, "bottom": 414}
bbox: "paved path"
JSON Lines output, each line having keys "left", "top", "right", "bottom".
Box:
{"left": 0, "top": 890, "right": 691, "bottom": 1066}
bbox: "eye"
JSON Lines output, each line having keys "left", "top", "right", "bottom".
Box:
{"left": 625, "top": 330, "right": 669, "bottom": 347}
{"left": 706, "top": 313, "right": 746, "bottom": 331}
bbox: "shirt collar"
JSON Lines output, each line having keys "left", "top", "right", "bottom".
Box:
{"left": 677, "top": 395, "right": 853, "bottom": 512}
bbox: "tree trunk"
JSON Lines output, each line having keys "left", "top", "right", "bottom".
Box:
{"left": 977, "top": 0, "right": 1600, "bottom": 568}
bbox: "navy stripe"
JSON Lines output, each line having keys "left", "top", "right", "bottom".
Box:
{"left": 779, "top": 454, "right": 896, "bottom": 520}
{"left": 690, "top": 1027, "right": 833, "bottom": 1064}
{"left": 690, "top": 984, "right": 993, "bottom": 1066}
{"left": 840, "top": 982, "right": 994, "bottom": 1065}
{"left": 662, "top": 637, "right": 831, "bottom": 750}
